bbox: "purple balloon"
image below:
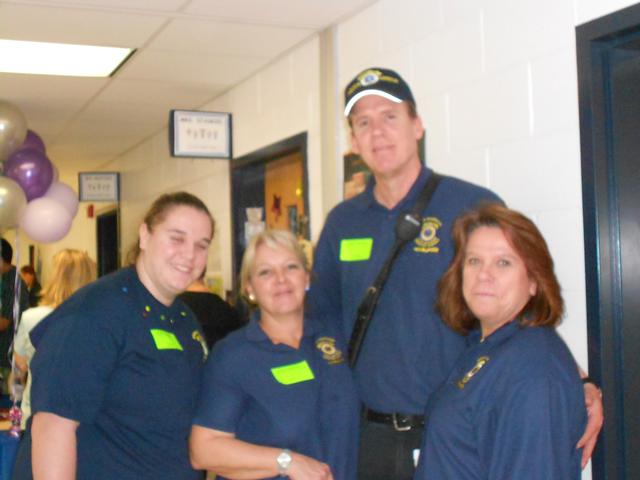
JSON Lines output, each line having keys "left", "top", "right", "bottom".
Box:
{"left": 4, "top": 147, "right": 54, "bottom": 201}
{"left": 21, "top": 130, "right": 46, "bottom": 153}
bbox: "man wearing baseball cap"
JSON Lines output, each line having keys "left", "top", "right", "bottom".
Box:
{"left": 307, "top": 67, "right": 603, "bottom": 478}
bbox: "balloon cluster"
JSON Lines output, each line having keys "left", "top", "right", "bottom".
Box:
{"left": 0, "top": 100, "right": 78, "bottom": 242}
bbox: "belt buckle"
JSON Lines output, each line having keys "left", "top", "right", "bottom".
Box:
{"left": 392, "top": 413, "right": 412, "bottom": 432}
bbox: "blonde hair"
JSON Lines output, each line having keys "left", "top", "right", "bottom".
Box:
{"left": 240, "top": 229, "right": 309, "bottom": 299}
{"left": 39, "top": 249, "right": 97, "bottom": 307}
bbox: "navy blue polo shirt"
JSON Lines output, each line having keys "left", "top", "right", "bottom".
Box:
{"left": 416, "top": 321, "right": 586, "bottom": 479}
{"left": 192, "top": 315, "right": 360, "bottom": 479}
{"left": 307, "top": 167, "right": 501, "bottom": 414}
{"left": 28, "top": 267, "right": 206, "bottom": 480}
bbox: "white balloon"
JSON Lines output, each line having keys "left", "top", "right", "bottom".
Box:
{"left": 45, "top": 181, "right": 79, "bottom": 217}
{"left": 0, "top": 176, "right": 27, "bottom": 228}
{"left": 0, "top": 100, "right": 27, "bottom": 160}
{"left": 20, "top": 197, "right": 72, "bottom": 243}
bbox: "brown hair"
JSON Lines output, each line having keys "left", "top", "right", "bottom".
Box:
{"left": 239, "top": 229, "right": 309, "bottom": 302}
{"left": 40, "top": 249, "right": 97, "bottom": 307}
{"left": 437, "top": 203, "right": 563, "bottom": 335}
{"left": 126, "top": 192, "right": 214, "bottom": 265}
{"left": 20, "top": 265, "right": 36, "bottom": 277}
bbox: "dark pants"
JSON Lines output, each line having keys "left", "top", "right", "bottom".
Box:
{"left": 357, "top": 418, "right": 424, "bottom": 480}
{"left": 12, "top": 418, "right": 32, "bottom": 480}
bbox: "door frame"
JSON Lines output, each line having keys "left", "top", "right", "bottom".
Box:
{"left": 576, "top": 3, "right": 640, "bottom": 478}
{"left": 229, "top": 132, "right": 309, "bottom": 291}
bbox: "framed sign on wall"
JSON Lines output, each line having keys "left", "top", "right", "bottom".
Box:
{"left": 169, "top": 110, "right": 232, "bottom": 159}
{"left": 78, "top": 172, "right": 120, "bottom": 202}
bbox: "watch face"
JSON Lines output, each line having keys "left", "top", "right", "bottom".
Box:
{"left": 277, "top": 449, "right": 292, "bottom": 470}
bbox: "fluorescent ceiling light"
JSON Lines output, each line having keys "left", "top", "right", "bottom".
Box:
{"left": 0, "top": 39, "right": 134, "bottom": 77}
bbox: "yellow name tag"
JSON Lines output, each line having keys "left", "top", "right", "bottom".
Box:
{"left": 150, "top": 329, "right": 183, "bottom": 351}
{"left": 271, "top": 360, "right": 315, "bottom": 385}
{"left": 340, "top": 238, "right": 373, "bottom": 261}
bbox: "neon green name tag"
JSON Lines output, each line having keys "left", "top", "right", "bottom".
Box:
{"left": 340, "top": 238, "right": 373, "bottom": 261}
{"left": 150, "top": 329, "right": 183, "bottom": 351}
{"left": 271, "top": 360, "right": 315, "bottom": 385}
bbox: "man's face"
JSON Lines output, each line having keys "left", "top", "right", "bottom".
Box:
{"left": 349, "top": 96, "right": 424, "bottom": 181}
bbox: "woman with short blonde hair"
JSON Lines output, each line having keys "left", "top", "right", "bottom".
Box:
{"left": 190, "top": 229, "right": 359, "bottom": 479}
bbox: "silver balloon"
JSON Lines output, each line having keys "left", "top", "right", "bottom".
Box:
{"left": 0, "top": 100, "right": 27, "bottom": 161}
{"left": 0, "top": 176, "right": 27, "bottom": 229}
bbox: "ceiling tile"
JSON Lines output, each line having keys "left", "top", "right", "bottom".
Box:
{"left": 184, "top": 0, "right": 375, "bottom": 28}
{"left": 0, "top": 4, "right": 166, "bottom": 46}
{"left": 149, "top": 18, "right": 314, "bottom": 57}
{"left": 6, "top": 0, "right": 186, "bottom": 13}
{"left": 118, "top": 49, "right": 268, "bottom": 87}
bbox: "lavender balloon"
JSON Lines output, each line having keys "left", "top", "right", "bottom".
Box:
{"left": 21, "top": 130, "right": 46, "bottom": 153}
{"left": 4, "top": 147, "right": 54, "bottom": 201}
{"left": 44, "top": 181, "right": 79, "bottom": 217}
{"left": 19, "top": 197, "right": 72, "bottom": 243}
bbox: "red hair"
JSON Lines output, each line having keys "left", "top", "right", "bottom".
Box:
{"left": 437, "top": 203, "right": 563, "bottom": 335}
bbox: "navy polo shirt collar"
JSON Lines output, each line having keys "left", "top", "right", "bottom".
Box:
{"left": 245, "top": 313, "right": 318, "bottom": 344}
{"left": 354, "top": 165, "right": 434, "bottom": 213}
{"left": 126, "top": 266, "right": 177, "bottom": 315}
{"left": 467, "top": 319, "right": 522, "bottom": 347}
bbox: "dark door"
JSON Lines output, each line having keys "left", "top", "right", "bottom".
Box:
{"left": 577, "top": 5, "right": 640, "bottom": 478}
{"left": 96, "top": 209, "right": 119, "bottom": 277}
{"left": 231, "top": 161, "right": 265, "bottom": 279}
{"left": 610, "top": 45, "right": 640, "bottom": 476}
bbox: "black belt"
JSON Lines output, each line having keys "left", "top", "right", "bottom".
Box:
{"left": 363, "top": 408, "right": 425, "bottom": 432}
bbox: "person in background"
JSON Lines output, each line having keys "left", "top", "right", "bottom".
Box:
{"left": 190, "top": 230, "right": 359, "bottom": 480}
{"left": 306, "top": 67, "right": 603, "bottom": 479}
{"left": 14, "top": 249, "right": 97, "bottom": 428}
{"left": 416, "top": 203, "right": 586, "bottom": 479}
{"left": 21, "top": 192, "right": 213, "bottom": 480}
{"left": 19, "top": 266, "right": 42, "bottom": 309}
{"left": 0, "top": 238, "right": 29, "bottom": 395}
{"left": 11, "top": 249, "right": 96, "bottom": 480}
{"left": 179, "top": 270, "right": 245, "bottom": 349}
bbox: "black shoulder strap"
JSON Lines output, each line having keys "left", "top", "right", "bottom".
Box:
{"left": 348, "top": 172, "right": 442, "bottom": 368}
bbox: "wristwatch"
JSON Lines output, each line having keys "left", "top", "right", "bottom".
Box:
{"left": 276, "top": 449, "right": 292, "bottom": 476}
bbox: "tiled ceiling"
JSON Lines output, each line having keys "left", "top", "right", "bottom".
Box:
{"left": 0, "top": 0, "right": 374, "bottom": 172}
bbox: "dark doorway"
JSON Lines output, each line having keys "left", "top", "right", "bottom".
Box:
{"left": 96, "top": 209, "right": 119, "bottom": 277}
{"left": 577, "top": 4, "right": 640, "bottom": 479}
{"left": 230, "top": 132, "right": 309, "bottom": 295}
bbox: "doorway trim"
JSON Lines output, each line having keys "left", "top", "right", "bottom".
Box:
{"left": 229, "top": 131, "right": 309, "bottom": 289}
{"left": 577, "top": 3, "right": 640, "bottom": 478}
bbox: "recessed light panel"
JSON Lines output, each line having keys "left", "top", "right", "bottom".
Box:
{"left": 0, "top": 39, "right": 134, "bottom": 77}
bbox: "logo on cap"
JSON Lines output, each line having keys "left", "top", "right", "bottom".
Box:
{"left": 359, "top": 69, "right": 381, "bottom": 86}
